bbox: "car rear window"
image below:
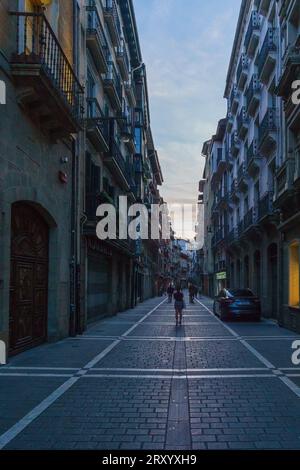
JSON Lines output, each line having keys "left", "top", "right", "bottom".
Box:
{"left": 227, "top": 289, "right": 254, "bottom": 297}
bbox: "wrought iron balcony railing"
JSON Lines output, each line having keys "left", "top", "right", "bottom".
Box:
{"left": 258, "top": 191, "right": 273, "bottom": 220}
{"left": 104, "top": 61, "right": 122, "bottom": 110}
{"left": 104, "top": 0, "right": 122, "bottom": 46}
{"left": 245, "top": 74, "right": 260, "bottom": 115}
{"left": 244, "top": 11, "right": 260, "bottom": 55}
{"left": 117, "top": 38, "right": 130, "bottom": 79}
{"left": 86, "top": 98, "right": 110, "bottom": 151}
{"left": 109, "top": 139, "right": 135, "bottom": 189}
{"left": 86, "top": 0, "right": 109, "bottom": 72}
{"left": 10, "top": 12, "right": 84, "bottom": 133}
{"left": 258, "top": 28, "right": 277, "bottom": 82}
{"left": 236, "top": 54, "right": 248, "bottom": 90}
{"left": 258, "top": 108, "right": 277, "bottom": 154}
{"left": 237, "top": 106, "right": 249, "bottom": 138}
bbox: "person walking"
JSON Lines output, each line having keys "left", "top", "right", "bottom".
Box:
{"left": 189, "top": 284, "right": 195, "bottom": 304}
{"left": 167, "top": 283, "right": 174, "bottom": 303}
{"left": 174, "top": 286, "right": 185, "bottom": 327}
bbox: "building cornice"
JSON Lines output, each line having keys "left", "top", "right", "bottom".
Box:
{"left": 224, "top": 0, "right": 252, "bottom": 98}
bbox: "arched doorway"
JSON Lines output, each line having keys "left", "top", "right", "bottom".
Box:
{"left": 9, "top": 202, "right": 49, "bottom": 355}
{"left": 253, "top": 251, "right": 261, "bottom": 297}
{"left": 268, "top": 243, "right": 278, "bottom": 319}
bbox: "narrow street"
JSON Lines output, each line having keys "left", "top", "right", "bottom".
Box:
{"left": 1, "top": 296, "right": 300, "bottom": 451}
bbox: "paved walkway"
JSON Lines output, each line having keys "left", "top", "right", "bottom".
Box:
{"left": 1, "top": 296, "right": 300, "bottom": 450}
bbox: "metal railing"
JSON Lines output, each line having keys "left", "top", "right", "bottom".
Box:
{"left": 258, "top": 108, "right": 277, "bottom": 147}
{"left": 110, "top": 139, "right": 135, "bottom": 188}
{"left": 246, "top": 139, "right": 256, "bottom": 163}
{"left": 229, "top": 85, "right": 239, "bottom": 109}
{"left": 258, "top": 191, "right": 273, "bottom": 220}
{"left": 238, "top": 163, "right": 247, "bottom": 182}
{"left": 11, "top": 12, "right": 83, "bottom": 121}
{"left": 104, "top": 0, "right": 122, "bottom": 37}
{"left": 244, "top": 11, "right": 260, "bottom": 52}
{"left": 86, "top": 98, "right": 109, "bottom": 142}
{"left": 237, "top": 106, "right": 248, "bottom": 134}
{"left": 87, "top": 1, "right": 109, "bottom": 54}
{"left": 258, "top": 28, "right": 277, "bottom": 77}
{"left": 236, "top": 54, "right": 248, "bottom": 84}
{"left": 117, "top": 38, "right": 130, "bottom": 72}
{"left": 106, "top": 61, "right": 122, "bottom": 103}
{"left": 244, "top": 207, "right": 257, "bottom": 230}
{"left": 245, "top": 74, "right": 260, "bottom": 110}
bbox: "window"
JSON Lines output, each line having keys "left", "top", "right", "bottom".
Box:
{"left": 135, "top": 127, "right": 142, "bottom": 154}
{"left": 289, "top": 242, "right": 300, "bottom": 308}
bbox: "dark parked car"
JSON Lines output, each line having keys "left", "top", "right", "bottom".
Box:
{"left": 213, "top": 288, "right": 261, "bottom": 321}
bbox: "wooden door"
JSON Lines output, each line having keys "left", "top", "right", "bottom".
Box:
{"left": 9, "top": 203, "right": 49, "bottom": 355}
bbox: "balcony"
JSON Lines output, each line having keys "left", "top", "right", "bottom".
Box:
{"left": 277, "top": 38, "right": 300, "bottom": 107}
{"left": 236, "top": 54, "right": 249, "bottom": 90}
{"left": 121, "top": 119, "right": 135, "bottom": 154}
{"left": 105, "top": 139, "right": 135, "bottom": 192}
{"left": 258, "top": 191, "right": 274, "bottom": 223}
{"left": 258, "top": 28, "right": 277, "bottom": 84}
{"left": 246, "top": 74, "right": 260, "bottom": 116}
{"left": 86, "top": 98, "right": 109, "bottom": 153}
{"left": 258, "top": 108, "right": 277, "bottom": 156}
{"left": 103, "top": 62, "right": 122, "bottom": 111}
{"left": 258, "top": 0, "right": 271, "bottom": 16}
{"left": 226, "top": 111, "right": 234, "bottom": 132}
{"left": 10, "top": 12, "right": 83, "bottom": 138}
{"left": 238, "top": 220, "right": 244, "bottom": 238}
{"left": 211, "top": 152, "right": 227, "bottom": 187}
{"left": 226, "top": 150, "right": 234, "bottom": 169}
{"left": 230, "top": 178, "right": 240, "bottom": 202}
{"left": 85, "top": 192, "right": 102, "bottom": 224}
{"left": 103, "top": 0, "right": 121, "bottom": 46}
{"left": 212, "top": 228, "right": 227, "bottom": 248}
{"left": 125, "top": 80, "right": 136, "bottom": 107}
{"left": 86, "top": 1, "right": 109, "bottom": 73}
{"left": 237, "top": 163, "right": 249, "bottom": 192}
{"left": 274, "top": 158, "right": 296, "bottom": 208}
{"left": 228, "top": 227, "right": 238, "bottom": 245}
{"left": 229, "top": 85, "right": 240, "bottom": 115}
{"left": 247, "top": 139, "right": 262, "bottom": 177}
{"left": 244, "top": 11, "right": 260, "bottom": 57}
{"left": 116, "top": 39, "right": 130, "bottom": 81}
{"left": 230, "top": 132, "right": 240, "bottom": 156}
{"left": 237, "top": 107, "right": 249, "bottom": 139}
{"left": 243, "top": 207, "right": 259, "bottom": 235}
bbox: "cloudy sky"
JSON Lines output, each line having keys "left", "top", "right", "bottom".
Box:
{"left": 134, "top": 0, "right": 241, "bottom": 207}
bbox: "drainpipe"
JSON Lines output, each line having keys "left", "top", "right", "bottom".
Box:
{"left": 69, "top": 136, "right": 77, "bottom": 337}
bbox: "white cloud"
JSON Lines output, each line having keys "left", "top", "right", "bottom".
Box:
{"left": 134, "top": 0, "right": 241, "bottom": 206}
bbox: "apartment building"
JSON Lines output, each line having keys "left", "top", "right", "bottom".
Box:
{"left": 0, "top": 0, "right": 165, "bottom": 356}
{"left": 0, "top": 0, "right": 84, "bottom": 354}
{"left": 201, "top": 0, "right": 300, "bottom": 332}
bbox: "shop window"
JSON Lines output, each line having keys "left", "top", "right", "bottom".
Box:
{"left": 289, "top": 242, "right": 300, "bottom": 308}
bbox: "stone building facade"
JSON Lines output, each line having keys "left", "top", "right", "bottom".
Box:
{"left": 0, "top": 0, "right": 83, "bottom": 355}
{"left": 0, "top": 0, "right": 165, "bottom": 357}
{"left": 201, "top": 0, "right": 300, "bottom": 332}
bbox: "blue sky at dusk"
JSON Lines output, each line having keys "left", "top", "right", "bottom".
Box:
{"left": 134, "top": 0, "right": 241, "bottom": 204}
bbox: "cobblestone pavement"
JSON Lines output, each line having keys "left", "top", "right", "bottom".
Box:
{"left": 1, "top": 296, "right": 300, "bottom": 450}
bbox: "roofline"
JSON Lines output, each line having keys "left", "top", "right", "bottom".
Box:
{"left": 224, "top": 0, "right": 251, "bottom": 98}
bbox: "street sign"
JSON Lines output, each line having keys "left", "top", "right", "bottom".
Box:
{"left": 216, "top": 271, "right": 227, "bottom": 280}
